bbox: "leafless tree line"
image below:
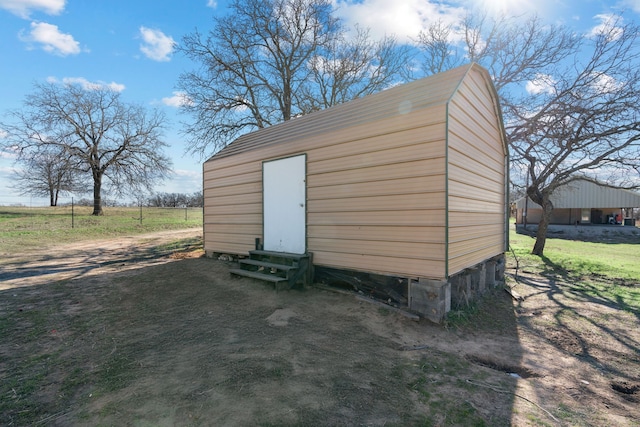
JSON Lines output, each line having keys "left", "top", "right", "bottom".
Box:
{"left": 2, "top": 0, "right": 639, "bottom": 255}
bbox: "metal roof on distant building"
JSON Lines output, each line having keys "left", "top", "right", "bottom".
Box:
{"left": 515, "top": 179, "right": 640, "bottom": 209}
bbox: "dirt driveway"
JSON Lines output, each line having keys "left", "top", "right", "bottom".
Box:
{"left": 0, "top": 229, "right": 638, "bottom": 426}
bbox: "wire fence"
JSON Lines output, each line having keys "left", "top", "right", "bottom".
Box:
{"left": 0, "top": 200, "right": 203, "bottom": 232}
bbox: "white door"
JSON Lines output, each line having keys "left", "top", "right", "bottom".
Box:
{"left": 263, "top": 154, "right": 306, "bottom": 254}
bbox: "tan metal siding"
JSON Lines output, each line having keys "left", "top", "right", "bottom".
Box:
{"left": 204, "top": 170, "right": 261, "bottom": 189}
{"left": 309, "top": 159, "right": 446, "bottom": 188}
{"left": 307, "top": 225, "right": 445, "bottom": 243}
{"left": 307, "top": 193, "right": 445, "bottom": 213}
{"left": 304, "top": 108, "right": 447, "bottom": 278}
{"left": 312, "top": 252, "right": 445, "bottom": 278}
{"left": 449, "top": 223, "right": 504, "bottom": 243}
{"left": 308, "top": 122, "right": 445, "bottom": 167}
{"left": 446, "top": 69, "right": 507, "bottom": 275}
{"left": 201, "top": 181, "right": 261, "bottom": 198}
{"left": 205, "top": 106, "right": 449, "bottom": 278}
{"left": 309, "top": 175, "right": 445, "bottom": 200}
{"left": 310, "top": 137, "right": 446, "bottom": 176}
{"left": 447, "top": 120, "right": 503, "bottom": 174}
{"left": 308, "top": 209, "right": 444, "bottom": 226}
{"left": 203, "top": 160, "right": 263, "bottom": 255}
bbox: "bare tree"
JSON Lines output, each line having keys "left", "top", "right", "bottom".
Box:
{"left": 177, "top": 0, "right": 412, "bottom": 158}
{"left": 415, "top": 20, "right": 467, "bottom": 75}
{"left": 512, "top": 17, "right": 640, "bottom": 254}
{"left": 1, "top": 82, "right": 172, "bottom": 215}
{"left": 416, "top": 14, "right": 640, "bottom": 255}
{"left": 12, "top": 147, "right": 83, "bottom": 206}
{"left": 303, "top": 25, "right": 412, "bottom": 111}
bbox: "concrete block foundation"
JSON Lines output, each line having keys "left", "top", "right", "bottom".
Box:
{"left": 407, "top": 254, "right": 505, "bottom": 322}
{"left": 448, "top": 254, "right": 505, "bottom": 310}
{"left": 409, "top": 279, "right": 451, "bottom": 324}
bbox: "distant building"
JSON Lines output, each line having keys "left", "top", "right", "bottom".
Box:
{"left": 515, "top": 179, "right": 640, "bottom": 226}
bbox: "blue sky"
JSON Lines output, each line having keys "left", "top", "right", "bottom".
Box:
{"left": 1, "top": 0, "right": 639, "bottom": 205}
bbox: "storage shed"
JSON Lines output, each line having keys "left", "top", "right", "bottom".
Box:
{"left": 515, "top": 179, "right": 640, "bottom": 226}
{"left": 203, "top": 63, "right": 509, "bottom": 321}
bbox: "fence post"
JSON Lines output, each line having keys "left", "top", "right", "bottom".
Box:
{"left": 139, "top": 202, "right": 143, "bottom": 225}
{"left": 72, "top": 197, "right": 74, "bottom": 229}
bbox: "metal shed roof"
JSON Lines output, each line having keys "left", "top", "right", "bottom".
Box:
{"left": 515, "top": 179, "right": 640, "bottom": 209}
{"left": 207, "top": 63, "right": 502, "bottom": 161}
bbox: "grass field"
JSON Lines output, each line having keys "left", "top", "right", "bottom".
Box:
{"left": 0, "top": 206, "right": 203, "bottom": 254}
{"left": 508, "top": 228, "right": 640, "bottom": 313}
{"left": 510, "top": 229, "right": 640, "bottom": 281}
{"left": 0, "top": 215, "right": 638, "bottom": 425}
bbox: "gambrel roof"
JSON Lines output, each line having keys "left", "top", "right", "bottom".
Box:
{"left": 208, "top": 63, "right": 507, "bottom": 161}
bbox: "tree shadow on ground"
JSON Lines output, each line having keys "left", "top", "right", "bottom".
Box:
{"left": 0, "top": 237, "right": 202, "bottom": 288}
{"left": 513, "top": 255, "right": 639, "bottom": 385}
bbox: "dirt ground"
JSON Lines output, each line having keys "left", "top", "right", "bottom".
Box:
{"left": 0, "top": 228, "right": 638, "bottom": 426}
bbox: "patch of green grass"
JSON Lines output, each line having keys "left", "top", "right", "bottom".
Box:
{"left": 444, "top": 302, "right": 481, "bottom": 329}
{"left": 405, "top": 354, "right": 502, "bottom": 427}
{"left": 0, "top": 353, "right": 56, "bottom": 424}
{"left": 417, "top": 389, "right": 487, "bottom": 427}
{"left": 0, "top": 206, "right": 202, "bottom": 254}
{"left": 97, "top": 353, "right": 136, "bottom": 393}
{"left": 553, "top": 403, "right": 592, "bottom": 426}
{"left": 59, "top": 367, "right": 91, "bottom": 397}
{"left": 525, "top": 413, "right": 555, "bottom": 427}
{"left": 154, "top": 237, "right": 203, "bottom": 253}
{"left": 509, "top": 230, "right": 640, "bottom": 282}
{"left": 509, "top": 229, "right": 640, "bottom": 314}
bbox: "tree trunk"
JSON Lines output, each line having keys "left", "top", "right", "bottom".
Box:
{"left": 92, "top": 174, "right": 103, "bottom": 216}
{"left": 532, "top": 194, "right": 553, "bottom": 256}
{"left": 49, "top": 188, "right": 56, "bottom": 207}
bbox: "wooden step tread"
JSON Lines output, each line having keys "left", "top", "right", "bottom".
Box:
{"left": 239, "top": 259, "right": 297, "bottom": 271}
{"left": 230, "top": 269, "right": 287, "bottom": 283}
{"left": 250, "top": 250, "right": 309, "bottom": 260}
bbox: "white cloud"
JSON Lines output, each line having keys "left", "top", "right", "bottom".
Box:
{"left": 588, "top": 14, "right": 624, "bottom": 41}
{"left": 47, "top": 76, "right": 126, "bottom": 92}
{"left": 620, "top": 0, "right": 640, "bottom": 13}
{"left": 139, "top": 27, "right": 175, "bottom": 62}
{"left": 154, "top": 168, "right": 202, "bottom": 194}
{"left": 206, "top": 0, "right": 217, "bottom": 8}
{"left": 19, "top": 21, "right": 81, "bottom": 56}
{"left": 333, "top": 0, "right": 465, "bottom": 43}
{"left": 0, "top": 144, "right": 18, "bottom": 160}
{"left": 0, "top": 0, "right": 65, "bottom": 18}
{"left": 162, "top": 91, "right": 193, "bottom": 107}
{"left": 174, "top": 168, "right": 202, "bottom": 180}
{"left": 589, "top": 72, "right": 622, "bottom": 94}
{"left": 464, "top": 0, "right": 555, "bottom": 19}
{"left": 526, "top": 73, "right": 556, "bottom": 95}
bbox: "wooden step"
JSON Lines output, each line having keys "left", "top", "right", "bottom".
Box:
{"left": 250, "top": 250, "right": 307, "bottom": 258}
{"left": 250, "top": 250, "right": 308, "bottom": 260}
{"left": 239, "top": 259, "right": 297, "bottom": 271}
{"left": 229, "top": 268, "right": 287, "bottom": 284}
{"left": 232, "top": 251, "right": 313, "bottom": 289}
